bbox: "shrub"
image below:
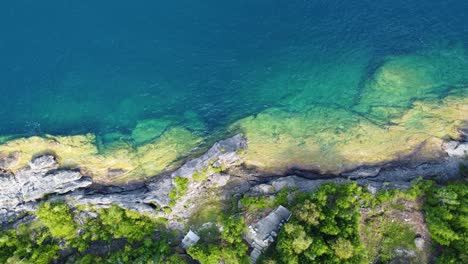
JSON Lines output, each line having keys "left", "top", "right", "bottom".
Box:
{"left": 272, "top": 182, "right": 365, "bottom": 263}
{"left": 169, "top": 176, "right": 189, "bottom": 205}
{"left": 35, "top": 201, "right": 77, "bottom": 240}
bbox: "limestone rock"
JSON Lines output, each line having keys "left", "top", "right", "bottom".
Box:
{"left": 367, "top": 185, "right": 378, "bottom": 195}
{"left": 54, "top": 135, "right": 247, "bottom": 222}
{"left": 0, "top": 155, "right": 92, "bottom": 210}
{"left": 208, "top": 173, "right": 230, "bottom": 187}
{"left": 0, "top": 172, "right": 22, "bottom": 209}
{"left": 443, "top": 141, "right": 468, "bottom": 157}
{"left": 171, "top": 134, "right": 247, "bottom": 179}
{"left": 67, "top": 190, "right": 159, "bottom": 215}
{"left": 414, "top": 237, "right": 425, "bottom": 251}
{"left": 0, "top": 151, "right": 20, "bottom": 170}
{"left": 250, "top": 183, "right": 275, "bottom": 195}
{"left": 143, "top": 176, "right": 173, "bottom": 207}
{"left": 342, "top": 167, "right": 381, "bottom": 179}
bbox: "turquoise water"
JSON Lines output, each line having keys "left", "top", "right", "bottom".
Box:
{"left": 1, "top": 0, "right": 467, "bottom": 143}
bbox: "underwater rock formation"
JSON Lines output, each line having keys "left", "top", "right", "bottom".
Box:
{"left": 0, "top": 127, "right": 202, "bottom": 182}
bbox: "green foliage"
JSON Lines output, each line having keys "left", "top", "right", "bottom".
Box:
{"left": 331, "top": 238, "right": 354, "bottom": 260}
{"left": 272, "top": 182, "right": 365, "bottom": 264}
{"left": 187, "top": 244, "right": 223, "bottom": 264}
{"left": 239, "top": 187, "right": 293, "bottom": 216}
{"left": 98, "top": 205, "right": 155, "bottom": 241}
{"left": 187, "top": 215, "right": 248, "bottom": 264}
{"left": 192, "top": 164, "right": 226, "bottom": 182}
{"left": 36, "top": 201, "right": 77, "bottom": 240}
{"left": 235, "top": 149, "right": 245, "bottom": 155}
{"left": 362, "top": 204, "right": 418, "bottom": 263}
{"left": 376, "top": 222, "right": 417, "bottom": 262}
{"left": 274, "top": 187, "right": 292, "bottom": 207}
{"left": 0, "top": 203, "right": 181, "bottom": 263}
{"left": 424, "top": 181, "right": 468, "bottom": 262}
{"left": 0, "top": 224, "right": 59, "bottom": 264}
{"left": 240, "top": 195, "right": 275, "bottom": 213}
{"left": 221, "top": 215, "right": 246, "bottom": 244}
{"left": 169, "top": 176, "right": 189, "bottom": 205}
{"left": 192, "top": 169, "right": 208, "bottom": 181}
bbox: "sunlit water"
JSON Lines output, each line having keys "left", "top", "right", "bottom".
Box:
{"left": 0, "top": 1, "right": 467, "bottom": 175}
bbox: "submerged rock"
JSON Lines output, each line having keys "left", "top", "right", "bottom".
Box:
{"left": 0, "top": 151, "right": 20, "bottom": 170}
{"left": 131, "top": 118, "right": 172, "bottom": 145}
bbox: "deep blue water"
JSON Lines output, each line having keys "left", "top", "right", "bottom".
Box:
{"left": 0, "top": 0, "right": 467, "bottom": 139}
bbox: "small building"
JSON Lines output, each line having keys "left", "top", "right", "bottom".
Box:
{"left": 181, "top": 230, "right": 200, "bottom": 249}
{"left": 245, "top": 205, "right": 292, "bottom": 263}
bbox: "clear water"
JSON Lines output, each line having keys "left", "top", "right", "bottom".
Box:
{"left": 1, "top": 0, "right": 467, "bottom": 142}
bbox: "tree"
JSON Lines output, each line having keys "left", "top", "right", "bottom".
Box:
{"left": 331, "top": 238, "right": 354, "bottom": 260}
{"left": 294, "top": 200, "right": 320, "bottom": 226}
{"left": 35, "top": 201, "right": 77, "bottom": 240}
{"left": 424, "top": 181, "right": 468, "bottom": 262}
{"left": 272, "top": 183, "right": 364, "bottom": 263}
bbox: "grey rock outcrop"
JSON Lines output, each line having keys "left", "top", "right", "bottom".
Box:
{"left": 170, "top": 134, "right": 247, "bottom": 178}
{"left": 163, "top": 134, "right": 247, "bottom": 229}
{"left": 12, "top": 155, "right": 92, "bottom": 206}
{"left": 0, "top": 172, "right": 22, "bottom": 208}
{"left": 246, "top": 137, "right": 468, "bottom": 198}
{"left": 66, "top": 134, "right": 248, "bottom": 228}
{"left": 443, "top": 141, "right": 468, "bottom": 157}
{"left": 342, "top": 167, "right": 381, "bottom": 179}
{"left": 1, "top": 132, "right": 466, "bottom": 231}
{"left": 67, "top": 190, "right": 160, "bottom": 216}
{"left": 0, "top": 155, "right": 92, "bottom": 224}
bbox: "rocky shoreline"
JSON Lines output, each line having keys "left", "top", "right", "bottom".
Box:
{"left": 1, "top": 133, "right": 467, "bottom": 230}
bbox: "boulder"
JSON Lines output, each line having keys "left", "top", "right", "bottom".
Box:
{"left": 414, "top": 237, "right": 425, "bottom": 251}
{"left": 443, "top": 141, "right": 468, "bottom": 157}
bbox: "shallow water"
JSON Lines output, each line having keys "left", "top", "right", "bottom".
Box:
{"left": 0, "top": 1, "right": 467, "bottom": 177}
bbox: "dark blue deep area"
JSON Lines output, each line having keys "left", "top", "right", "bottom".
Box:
{"left": 0, "top": 0, "right": 467, "bottom": 136}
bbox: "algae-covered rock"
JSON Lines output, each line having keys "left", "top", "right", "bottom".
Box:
{"left": 0, "top": 151, "right": 20, "bottom": 170}
{"left": 0, "top": 134, "right": 99, "bottom": 172}
{"left": 131, "top": 118, "right": 172, "bottom": 145}
{"left": 0, "top": 127, "right": 203, "bottom": 183}
{"left": 232, "top": 95, "right": 468, "bottom": 175}
{"left": 133, "top": 127, "right": 203, "bottom": 178}
{"left": 182, "top": 111, "right": 207, "bottom": 133}
{"left": 356, "top": 48, "right": 468, "bottom": 121}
